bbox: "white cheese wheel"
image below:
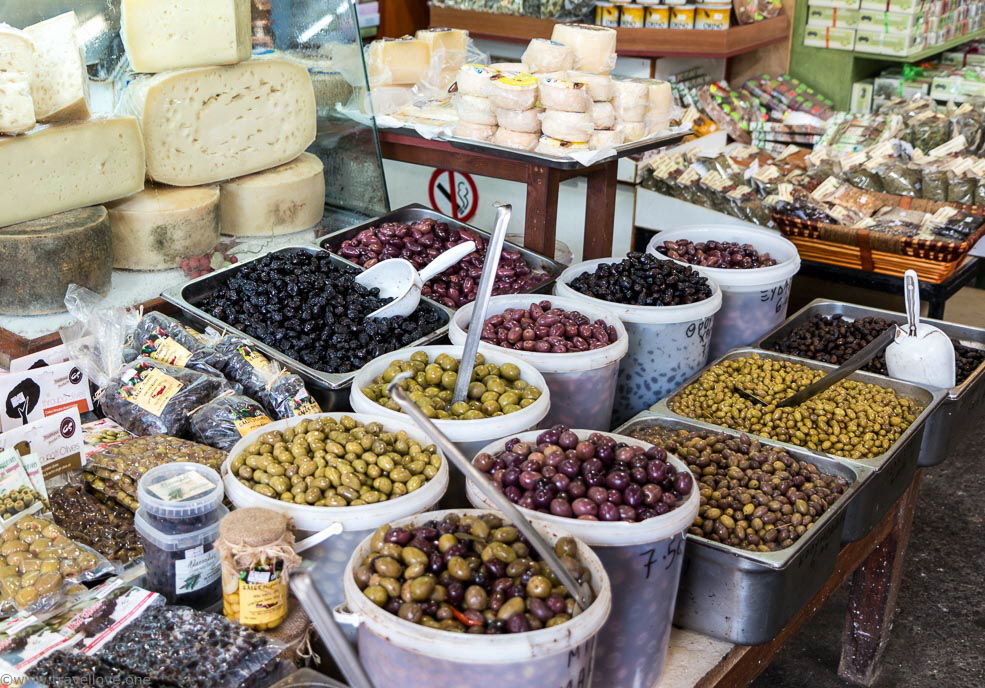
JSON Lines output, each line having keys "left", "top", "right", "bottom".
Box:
{"left": 612, "top": 79, "right": 649, "bottom": 122}
{"left": 456, "top": 63, "right": 499, "bottom": 96}
{"left": 613, "top": 101, "right": 647, "bottom": 122}
{"left": 521, "top": 39, "right": 574, "bottom": 73}
{"left": 541, "top": 110, "right": 593, "bottom": 142}
{"left": 550, "top": 24, "right": 617, "bottom": 75}
{"left": 489, "top": 62, "right": 529, "bottom": 74}
{"left": 122, "top": 59, "right": 316, "bottom": 187}
{"left": 23, "top": 12, "right": 90, "bottom": 122}
{"left": 452, "top": 121, "right": 496, "bottom": 142}
{"left": 589, "top": 101, "right": 615, "bottom": 129}
{"left": 121, "top": 0, "right": 251, "bottom": 73}
{"left": 108, "top": 185, "right": 220, "bottom": 270}
{"left": 590, "top": 129, "right": 624, "bottom": 149}
{"left": 454, "top": 94, "right": 497, "bottom": 125}
{"left": 220, "top": 153, "right": 325, "bottom": 237}
{"left": 416, "top": 28, "right": 468, "bottom": 71}
{"left": 0, "top": 206, "right": 112, "bottom": 315}
{"left": 0, "top": 25, "right": 36, "bottom": 134}
{"left": 617, "top": 120, "right": 646, "bottom": 142}
{"left": 538, "top": 78, "right": 591, "bottom": 113}
{"left": 648, "top": 81, "right": 674, "bottom": 116}
{"left": 567, "top": 71, "right": 614, "bottom": 102}
{"left": 488, "top": 73, "right": 538, "bottom": 110}
{"left": 494, "top": 107, "right": 542, "bottom": 134}
{"left": 534, "top": 135, "right": 590, "bottom": 157}
{"left": 492, "top": 128, "right": 539, "bottom": 151}
{"left": 0, "top": 117, "right": 145, "bottom": 228}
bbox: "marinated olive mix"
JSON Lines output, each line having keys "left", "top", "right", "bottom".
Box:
{"left": 354, "top": 513, "right": 592, "bottom": 634}
{"left": 656, "top": 239, "right": 777, "bottom": 269}
{"left": 361, "top": 352, "right": 542, "bottom": 419}
{"left": 474, "top": 426, "right": 693, "bottom": 522}
{"left": 200, "top": 249, "right": 446, "bottom": 374}
{"left": 568, "top": 252, "right": 713, "bottom": 306}
{"left": 479, "top": 300, "right": 619, "bottom": 353}
{"left": 765, "top": 313, "right": 985, "bottom": 385}
{"left": 629, "top": 426, "right": 848, "bottom": 552}
{"left": 230, "top": 417, "right": 442, "bottom": 505}
{"left": 670, "top": 355, "right": 922, "bottom": 459}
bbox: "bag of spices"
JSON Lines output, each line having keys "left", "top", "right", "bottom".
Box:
{"left": 921, "top": 167, "right": 950, "bottom": 201}
{"left": 947, "top": 172, "right": 976, "bottom": 205}
{"left": 878, "top": 162, "right": 922, "bottom": 197}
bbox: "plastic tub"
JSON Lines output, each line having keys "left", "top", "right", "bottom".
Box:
{"left": 555, "top": 258, "right": 722, "bottom": 427}
{"left": 448, "top": 295, "right": 629, "bottom": 430}
{"left": 466, "top": 431, "right": 699, "bottom": 688}
{"left": 222, "top": 412, "right": 450, "bottom": 610}
{"left": 647, "top": 226, "right": 800, "bottom": 359}
{"left": 341, "top": 509, "right": 612, "bottom": 688}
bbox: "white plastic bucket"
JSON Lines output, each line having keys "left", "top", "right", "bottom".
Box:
{"left": 647, "top": 225, "right": 800, "bottom": 359}
{"left": 449, "top": 295, "right": 629, "bottom": 431}
{"left": 466, "top": 430, "right": 700, "bottom": 688}
{"left": 223, "top": 412, "right": 450, "bottom": 610}
{"left": 341, "top": 509, "right": 612, "bottom": 688}
{"left": 555, "top": 258, "right": 723, "bottom": 427}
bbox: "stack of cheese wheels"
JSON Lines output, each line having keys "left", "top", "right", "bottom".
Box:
{"left": 452, "top": 63, "right": 499, "bottom": 142}
{"left": 489, "top": 72, "right": 541, "bottom": 151}
{"left": 567, "top": 72, "right": 622, "bottom": 150}
{"left": 646, "top": 81, "right": 675, "bottom": 135}
{"left": 536, "top": 76, "right": 593, "bottom": 156}
{"left": 612, "top": 78, "right": 650, "bottom": 144}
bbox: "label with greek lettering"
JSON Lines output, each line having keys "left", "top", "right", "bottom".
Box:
{"left": 119, "top": 365, "right": 183, "bottom": 417}
{"left": 289, "top": 389, "right": 321, "bottom": 417}
{"left": 236, "top": 344, "right": 271, "bottom": 371}
{"left": 147, "top": 471, "right": 215, "bottom": 503}
{"left": 142, "top": 329, "right": 192, "bottom": 367}
{"left": 239, "top": 578, "right": 288, "bottom": 626}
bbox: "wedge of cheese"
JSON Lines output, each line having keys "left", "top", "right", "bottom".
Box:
{"left": 0, "top": 25, "right": 36, "bottom": 134}
{"left": 121, "top": 0, "right": 252, "bottom": 73}
{"left": 23, "top": 12, "right": 90, "bottom": 122}
{"left": 220, "top": 153, "right": 325, "bottom": 236}
{"left": 0, "top": 117, "right": 145, "bottom": 228}
{"left": 123, "top": 59, "right": 316, "bottom": 187}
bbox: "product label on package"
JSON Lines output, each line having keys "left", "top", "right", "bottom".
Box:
{"left": 120, "top": 365, "right": 183, "bottom": 417}
{"left": 141, "top": 329, "right": 193, "bottom": 367}
{"left": 234, "top": 412, "right": 272, "bottom": 437}
{"left": 0, "top": 362, "right": 93, "bottom": 431}
{"left": 289, "top": 389, "right": 321, "bottom": 417}
{"left": 236, "top": 344, "right": 271, "bottom": 371}
{"left": 175, "top": 548, "right": 221, "bottom": 595}
{"left": 929, "top": 134, "right": 967, "bottom": 158}
{"left": 0, "top": 408, "right": 83, "bottom": 480}
{"left": 239, "top": 578, "right": 287, "bottom": 626}
{"left": 147, "top": 471, "right": 215, "bottom": 503}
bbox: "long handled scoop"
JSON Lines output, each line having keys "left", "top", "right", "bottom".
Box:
{"left": 736, "top": 328, "right": 894, "bottom": 407}
{"left": 885, "top": 270, "right": 956, "bottom": 388}
{"left": 357, "top": 241, "right": 477, "bottom": 319}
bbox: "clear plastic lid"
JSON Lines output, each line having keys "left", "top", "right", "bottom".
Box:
{"left": 137, "top": 462, "right": 224, "bottom": 519}
{"left": 134, "top": 504, "right": 229, "bottom": 552}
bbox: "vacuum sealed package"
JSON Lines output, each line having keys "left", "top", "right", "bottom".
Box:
{"left": 921, "top": 166, "right": 950, "bottom": 201}
{"left": 49, "top": 483, "right": 142, "bottom": 564}
{"left": 189, "top": 393, "right": 273, "bottom": 451}
{"left": 127, "top": 312, "right": 222, "bottom": 377}
{"left": 947, "top": 171, "right": 977, "bottom": 205}
{"left": 0, "top": 450, "right": 46, "bottom": 524}
{"left": 922, "top": 207, "right": 985, "bottom": 240}
{"left": 863, "top": 207, "right": 925, "bottom": 237}
{"left": 846, "top": 167, "right": 885, "bottom": 192}
{"left": 877, "top": 161, "right": 922, "bottom": 197}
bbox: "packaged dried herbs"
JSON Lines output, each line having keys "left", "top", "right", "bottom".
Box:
{"left": 189, "top": 393, "right": 273, "bottom": 451}
{"left": 947, "top": 172, "right": 976, "bottom": 204}
{"left": 878, "top": 162, "right": 922, "bottom": 197}
{"left": 921, "top": 167, "right": 950, "bottom": 201}
{"left": 846, "top": 167, "right": 885, "bottom": 192}
{"left": 49, "top": 484, "right": 142, "bottom": 564}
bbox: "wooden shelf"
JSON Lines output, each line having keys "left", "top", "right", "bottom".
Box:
{"left": 850, "top": 28, "right": 985, "bottom": 63}
{"left": 428, "top": 7, "right": 790, "bottom": 58}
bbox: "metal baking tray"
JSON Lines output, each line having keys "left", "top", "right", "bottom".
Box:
{"left": 652, "top": 348, "right": 946, "bottom": 543}
{"left": 756, "top": 299, "right": 985, "bottom": 468}
{"left": 614, "top": 412, "right": 866, "bottom": 646}
{"left": 161, "top": 246, "right": 453, "bottom": 411}
{"left": 318, "top": 203, "right": 566, "bottom": 295}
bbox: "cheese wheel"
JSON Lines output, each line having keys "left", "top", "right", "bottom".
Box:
{"left": 23, "top": 12, "right": 90, "bottom": 122}
{"left": 108, "top": 185, "right": 220, "bottom": 270}
{"left": 612, "top": 80, "right": 649, "bottom": 122}
{"left": 0, "top": 206, "right": 111, "bottom": 315}
{"left": 494, "top": 107, "right": 542, "bottom": 133}
{"left": 492, "top": 128, "right": 539, "bottom": 151}
{"left": 521, "top": 39, "right": 574, "bottom": 73}
{"left": 453, "top": 121, "right": 496, "bottom": 142}
{"left": 489, "top": 62, "right": 529, "bottom": 74}
{"left": 590, "top": 129, "right": 624, "bottom": 149}
{"left": 219, "top": 153, "right": 325, "bottom": 237}
{"left": 454, "top": 94, "right": 497, "bottom": 125}
{"left": 550, "top": 24, "right": 617, "bottom": 74}
{"left": 366, "top": 37, "right": 431, "bottom": 86}
{"left": 534, "top": 135, "right": 590, "bottom": 157}
{"left": 488, "top": 73, "right": 538, "bottom": 110}
{"left": 567, "top": 71, "right": 614, "bottom": 102}
{"left": 541, "top": 110, "right": 593, "bottom": 142}
{"left": 590, "top": 101, "right": 615, "bottom": 129}
{"left": 613, "top": 101, "right": 647, "bottom": 122}
{"left": 537, "top": 71, "right": 568, "bottom": 80}
{"left": 617, "top": 120, "right": 646, "bottom": 142}
{"left": 538, "top": 78, "right": 591, "bottom": 113}
{"left": 122, "top": 59, "right": 316, "bottom": 187}
{"left": 0, "top": 25, "right": 36, "bottom": 134}
{"left": 416, "top": 28, "right": 468, "bottom": 71}
{"left": 648, "top": 81, "right": 673, "bottom": 116}
{"left": 456, "top": 64, "right": 499, "bottom": 96}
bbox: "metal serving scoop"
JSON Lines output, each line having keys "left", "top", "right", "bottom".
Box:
{"left": 885, "top": 270, "right": 956, "bottom": 388}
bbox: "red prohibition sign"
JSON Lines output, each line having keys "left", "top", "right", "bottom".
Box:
{"left": 428, "top": 169, "right": 479, "bottom": 222}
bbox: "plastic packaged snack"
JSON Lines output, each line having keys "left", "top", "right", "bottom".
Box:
{"left": 49, "top": 484, "right": 142, "bottom": 564}
{"left": 189, "top": 393, "right": 273, "bottom": 451}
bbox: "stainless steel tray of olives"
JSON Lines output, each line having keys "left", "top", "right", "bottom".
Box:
{"left": 755, "top": 298, "right": 985, "bottom": 468}
{"left": 162, "top": 246, "right": 455, "bottom": 410}
{"left": 652, "top": 348, "right": 947, "bottom": 543}
{"left": 615, "top": 412, "right": 866, "bottom": 646}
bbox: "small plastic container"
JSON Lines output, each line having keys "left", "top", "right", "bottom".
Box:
{"left": 694, "top": 3, "right": 732, "bottom": 28}
{"left": 340, "top": 509, "right": 612, "bottom": 688}
{"left": 555, "top": 258, "right": 722, "bottom": 427}
{"left": 670, "top": 4, "right": 696, "bottom": 27}
{"left": 646, "top": 6, "right": 671, "bottom": 27}
{"left": 467, "top": 431, "right": 700, "bottom": 688}
{"left": 596, "top": 1, "right": 622, "bottom": 26}
{"left": 135, "top": 462, "right": 227, "bottom": 609}
{"left": 647, "top": 225, "right": 801, "bottom": 359}
{"left": 621, "top": 4, "right": 646, "bottom": 25}
{"left": 448, "top": 295, "right": 629, "bottom": 431}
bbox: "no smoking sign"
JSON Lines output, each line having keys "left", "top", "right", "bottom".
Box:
{"left": 428, "top": 169, "right": 478, "bottom": 222}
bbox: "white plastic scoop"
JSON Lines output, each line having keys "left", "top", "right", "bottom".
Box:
{"left": 356, "top": 240, "right": 477, "bottom": 319}
{"left": 885, "top": 270, "right": 956, "bottom": 388}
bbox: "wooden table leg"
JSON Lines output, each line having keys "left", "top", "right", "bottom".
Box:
{"left": 523, "top": 165, "right": 560, "bottom": 259}
{"left": 837, "top": 474, "right": 922, "bottom": 686}
{"left": 583, "top": 161, "right": 618, "bottom": 260}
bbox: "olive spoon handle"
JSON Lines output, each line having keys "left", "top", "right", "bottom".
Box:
{"left": 452, "top": 202, "right": 512, "bottom": 404}
{"left": 904, "top": 269, "right": 920, "bottom": 337}
{"left": 387, "top": 373, "right": 595, "bottom": 611}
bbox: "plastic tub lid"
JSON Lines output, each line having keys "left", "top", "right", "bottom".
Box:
{"left": 134, "top": 504, "right": 229, "bottom": 552}
{"left": 137, "top": 462, "right": 225, "bottom": 519}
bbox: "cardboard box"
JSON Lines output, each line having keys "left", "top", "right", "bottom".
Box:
{"left": 860, "top": 0, "right": 930, "bottom": 14}
{"left": 851, "top": 79, "right": 874, "bottom": 111}
{"left": 807, "top": 5, "right": 861, "bottom": 26}
{"left": 857, "top": 8, "right": 926, "bottom": 31}
{"left": 806, "top": 0, "right": 860, "bottom": 9}
{"left": 803, "top": 26, "right": 857, "bottom": 48}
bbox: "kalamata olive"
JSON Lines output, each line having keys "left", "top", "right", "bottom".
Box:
{"left": 550, "top": 499, "right": 573, "bottom": 517}
{"left": 572, "top": 498, "right": 597, "bottom": 517}
{"left": 587, "top": 486, "right": 608, "bottom": 505}
{"left": 598, "top": 503, "right": 619, "bottom": 521}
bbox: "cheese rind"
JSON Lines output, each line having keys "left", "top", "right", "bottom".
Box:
{"left": 123, "top": 59, "right": 316, "bottom": 187}
{"left": 23, "top": 12, "right": 90, "bottom": 122}
{"left": 219, "top": 153, "right": 325, "bottom": 237}
{"left": 0, "top": 117, "right": 145, "bottom": 228}
{"left": 0, "top": 206, "right": 112, "bottom": 315}
{"left": 108, "top": 185, "right": 221, "bottom": 270}
{"left": 0, "top": 25, "right": 36, "bottom": 134}
{"left": 121, "top": 0, "right": 252, "bottom": 73}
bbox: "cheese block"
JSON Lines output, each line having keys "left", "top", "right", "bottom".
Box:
{"left": 534, "top": 135, "right": 589, "bottom": 157}
{"left": 456, "top": 64, "right": 499, "bottom": 96}
{"left": 416, "top": 28, "right": 468, "bottom": 71}
{"left": 121, "top": 0, "right": 252, "bottom": 73}
{"left": 108, "top": 185, "right": 220, "bottom": 270}
{"left": 23, "top": 12, "right": 90, "bottom": 122}
{"left": 590, "top": 100, "right": 615, "bottom": 129}
{"left": 521, "top": 39, "right": 574, "bottom": 74}
{"left": 617, "top": 120, "right": 646, "bottom": 142}
{"left": 219, "top": 153, "right": 325, "bottom": 237}
{"left": 550, "top": 24, "right": 617, "bottom": 75}
{"left": 122, "top": 59, "right": 316, "bottom": 186}
{"left": 489, "top": 62, "right": 529, "bottom": 74}
{"left": 590, "top": 129, "right": 624, "bottom": 149}
{"left": 495, "top": 107, "right": 542, "bottom": 134}
{"left": 648, "top": 81, "right": 673, "bottom": 116}
{"left": 541, "top": 110, "right": 593, "bottom": 142}
{"left": 0, "top": 25, "right": 36, "bottom": 134}
{"left": 0, "top": 206, "right": 112, "bottom": 315}
{"left": 0, "top": 117, "right": 145, "bottom": 228}
{"left": 366, "top": 38, "right": 431, "bottom": 86}
{"left": 492, "top": 128, "right": 539, "bottom": 151}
